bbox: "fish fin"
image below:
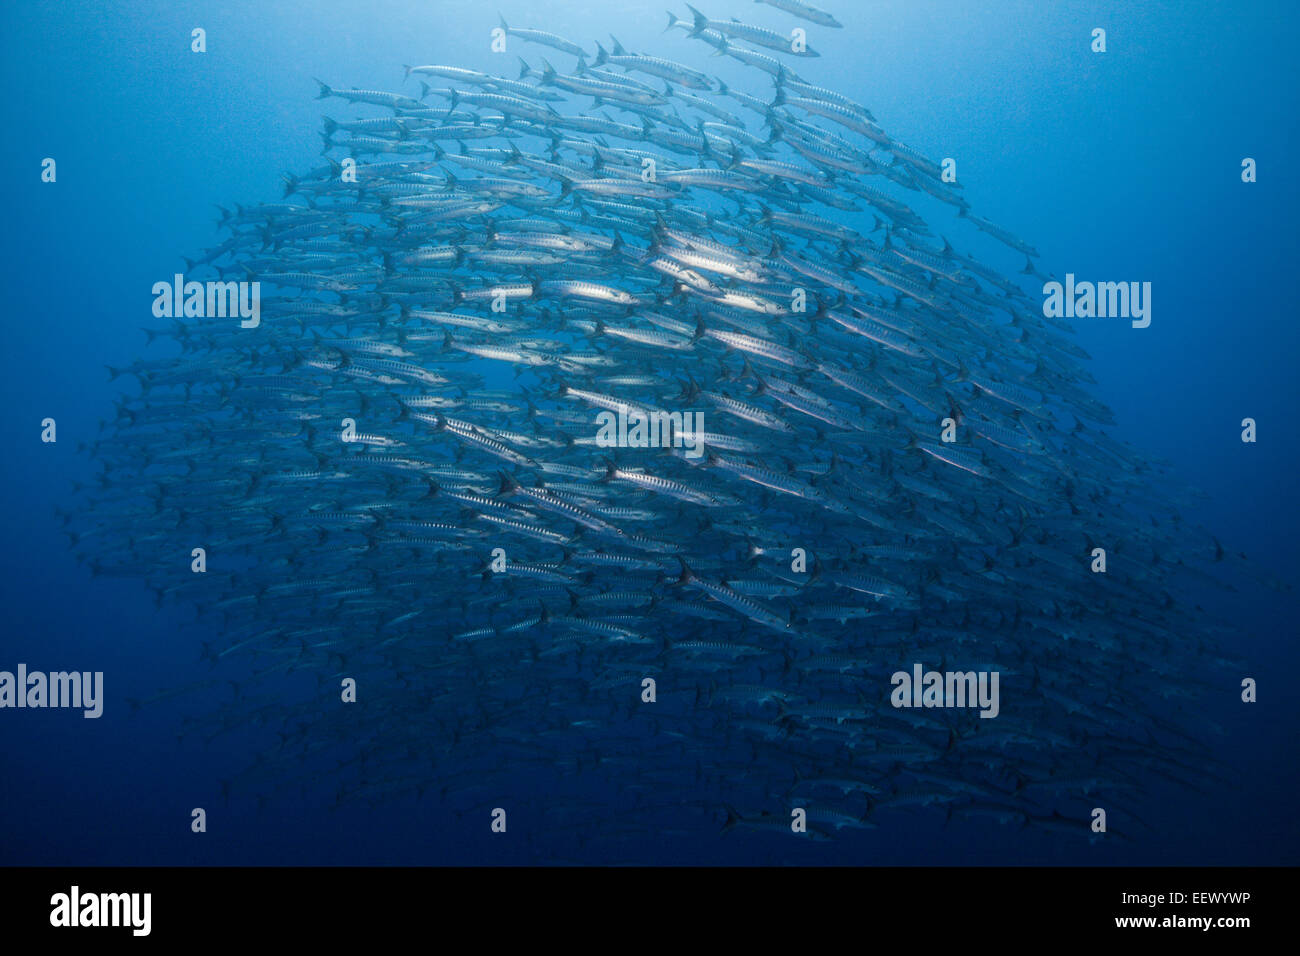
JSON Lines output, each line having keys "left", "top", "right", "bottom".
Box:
{"left": 686, "top": 4, "right": 709, "bottom": 35}
{"left": 674, "top": 556, "right": 695, "bottom": 586}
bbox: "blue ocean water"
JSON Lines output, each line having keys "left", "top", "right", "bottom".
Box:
{"left": 1, "top": 0, "right": 1296, "bottom": 865}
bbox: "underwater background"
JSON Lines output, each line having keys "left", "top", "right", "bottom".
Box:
{"left": 1, "top": 0, "right": 1296, "bottom": 865}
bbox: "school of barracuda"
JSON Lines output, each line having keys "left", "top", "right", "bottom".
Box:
{"left": 67, "top": 2, "right": 1244, "bottom": 848}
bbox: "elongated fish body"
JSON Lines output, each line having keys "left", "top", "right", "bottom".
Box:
{"left": 757, "top": 0, "right": 844, "bottom": 29}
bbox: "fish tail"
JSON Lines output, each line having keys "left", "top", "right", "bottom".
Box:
{"left": 686, "top": 4, "right": 709, "bottom": 35}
